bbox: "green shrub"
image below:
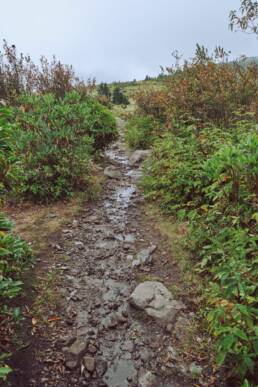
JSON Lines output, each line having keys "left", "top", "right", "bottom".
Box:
{"left": 0, "top": 212, "right": 33, "bottom": 379}
{"left": 0, "top": 108, "right": 22, "bottom": 200}
{"left": 125, "top": 115, "right": 157, "bottom": 149}
{"left": 2, "top": 91, "right": 117, "bottom": 202}
{"left": 141, "top": 123, "right": 258, "bottom": 382}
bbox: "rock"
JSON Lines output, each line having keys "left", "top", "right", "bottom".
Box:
{"left": 87, "top": 343, "right": 98, "bottom": 354}
{"left": 0, "top": 99, "right": 7, "bottom": 107}
{"left": 95, "top": 359, "right": 108, "bottom": 378}
{"left": 129, "top": 282, "right": 185, "bottom": 323}
{"left": 165, "top": 323, "right": 173, "bottom": 333}
{"left": 102, "top": 315, "right": 118, "bottom": 329}
{"left": 65, "top": 360, "right": 78, "bottom": 370}
{"left": 72, "top": 219, "right": 78, "bottom": 227}
{"left": 58, "top": 335, "right": 76, "bottom": 347}
{"left": 138, "top": 371, "right": 159, "bottom": 387}
{"left": 124, "top": 234, "right": 136, "bottom": 243}
{"left": 139, "top": 348, "right": 153, "bottom": 362}
{"left": 64, "top": 339, "right": 88, "bottom": 368}
{"left": 174, "top": 316, "right": 191, "bottom": 340}
{"left": 189, "top": 362, "right": 202, "bottom": 378}
{"left": 129, "top": 150, "right": 151, "bottom": 166}
{"left": 104, "top": 166, "right": 122, "bottom": 179}
{"left": 104, "top": 359, "right": 137, "bottom": 386}
{"left": 132, "top": 245, "right": 156, "bottom": 267}
{"left": 74, "top": 241, "right": 84, "bottom": 249}
{"left": 121, "top": 340, "right": 134, "bottom": 352}
{"left": 167, "top": 346, "right": 178, "bottom": 361}
{"left": 83, "top": 356, "right": 95, "bottom": 373}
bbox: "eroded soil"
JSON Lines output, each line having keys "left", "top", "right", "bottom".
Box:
{"left": 7, "top": 119, "right": 224, "bottom": 387}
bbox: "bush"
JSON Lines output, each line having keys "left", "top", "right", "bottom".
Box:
{"left": 125, "top": 115, "right": 157, "bottom": 149}
{"left": 0, "top": 108, "right": 22, "bottom": 199}
{"left": 0, "top": 40, "right": 96, "bottom": 103}
{"left": 112, "top": 87, "right": 129, "bottom": 105}
{"left": 141, "top": 122, "right": 258, "bottom": 382}
{"left": 0, "top": 212, "right": 33, "bottom": 379}
{"left": 134, "top": 47, "right": 258, "bottom": 128}
{"left": 1, "top": 91, "right": 117, "bottom": 202}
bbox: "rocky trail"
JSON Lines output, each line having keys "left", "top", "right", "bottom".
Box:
{"left": 10, "top": 119, "right": 211, "bottom": 387}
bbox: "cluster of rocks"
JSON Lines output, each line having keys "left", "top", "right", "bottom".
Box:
{"left": 33, "top": 135, "right": 204, "bottom": 386}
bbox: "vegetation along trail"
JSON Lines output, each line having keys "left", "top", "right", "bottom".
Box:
{"left": 7, "top": 118, "right": 222, "bottom": 387}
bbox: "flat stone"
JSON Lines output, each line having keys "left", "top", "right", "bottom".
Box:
{"left": 104, "top": 166, "right": 122, "bottom": 179}
{"left": 132, "top": 245, "right": 156, "bottom": 267}
{"left": 83, "top": 356, "right": 95, "bottom": 373}
{"left": 87, "top": 343, "right": 98, "bottom": 354}
{"left": 64, "top": 339, "right": 88, "bottom": 367}
{"left": 65, "top": 360, "right": 78, "bottom": 370}
{"left": 138, "top": 371, "right": 159, "bottom": 387}
{"left": 95, "top": 359, "right": 108, "bottom": 378}
{"left": 129, "top": 282, "right": 185, "bottom": 323}
{"left": 129, "top": 150, "right": 151, "bottom": 166}
{"left": 174, "top": 316, "right": 191, "bottom": 340}
{"left": 104, "top": 359, "right": 137, "bottom": 387}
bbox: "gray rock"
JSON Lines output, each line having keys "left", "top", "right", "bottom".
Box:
{"left": 174, "top": 316, "right": 191, "bottom": 340}
{"left": 87, "top": 343, "right": 98, "bottom": 354}
{"left": 167, "top": 346, "right": 178, "bottom": 361}
{"left": 104, "top": 359, "right": 137, "bottom": 387}
{"left": 95, "top": 359, "right": 108, "bottom": 378}
{"left": 63, "top": 339, "right": 88, "bottom": 368}
{"left": 65, "top": 360, "right": 78, "bottom": 370}
{"left": 83, "top": 356, "right": 95, "bottom": 373}
{"left": 129, "top": 282, "right": 185, "bottom": 323}
{"left": 129, "top": 150, "right": 151, "bottom": 166}
{"left": 138, "top": 371, "right": 159, "bottom": 387}
{"left": 132, "top": 245, "right": 157, "bottom": 267}
{"left": 104, "top": 166, "right": 122, "bottom": 179}
{"left": 139, "top": 347, "right": 153, "bottom": 362}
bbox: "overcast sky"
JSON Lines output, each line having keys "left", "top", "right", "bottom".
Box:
{"left": 1, "top": 0, "right": 257, "bottom": 82}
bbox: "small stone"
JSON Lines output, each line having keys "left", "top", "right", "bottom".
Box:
{"left": 104, "top": 166, "right": 122, "bottom": 179}
{"left": 174, "top": 316, "right": 191, "bottom": 340}
{"left": 88, "top": 344, "right": 98, "bottom": 354}
{"left": 165, "top": 323, "right": 173, "bottom": 333}
{"left": 83, "top": 356, "right": 95, "bottom": 373}
{"left": 132, "top": 245, "right": 157, "bottom": 267}
{"left": 121, "top": 340, "right": 134, "bottom": 352}
{"left": 139, "top": 348, "right": 152, "bottom": 362}
{"left": 95, "top": 359, "right": 108, "bottom": 378}
{"left": 138, "top": 371, "right": 158, "bottom": 387}
{"left": 129, "top": 150, "right": 151, "bottom": 166}
{"left": 167, "top": 346, "right": 178, "bottom": 360}
{"left": 64, "top": 339, "right": 88, "bottom": 367}
{"left": 65, "top": 360, "right": 77, "bottom": 370}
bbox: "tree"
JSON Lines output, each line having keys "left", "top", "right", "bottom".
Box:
{"left": 229, "top": 0, "right": 258, "bottom": 34}
{"left": 112, "top": 87, "right": 129, "bottom": 105}
{"left": 98, "top": 82, "right": 111, "bottom": 99}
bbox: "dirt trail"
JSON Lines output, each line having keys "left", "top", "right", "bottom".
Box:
{"left": 10, "top": 118, "right": 210, "bottom": 387}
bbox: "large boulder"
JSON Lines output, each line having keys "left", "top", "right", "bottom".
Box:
{"left": 104, "top": 165, "right": 122, "bottom": 179}
{"left": 129, "top": 281, "right": 184, "bottom": 323}
{"left": 129, "top": 150, "right": 151, "bottom": 166}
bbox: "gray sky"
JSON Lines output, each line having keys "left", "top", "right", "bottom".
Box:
{"left": 1, "top": 0, "right": 257, "bottom": 82}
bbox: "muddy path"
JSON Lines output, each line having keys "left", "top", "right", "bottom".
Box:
{"left": 9, "top": 118, "right": 219, "bottom": 387}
